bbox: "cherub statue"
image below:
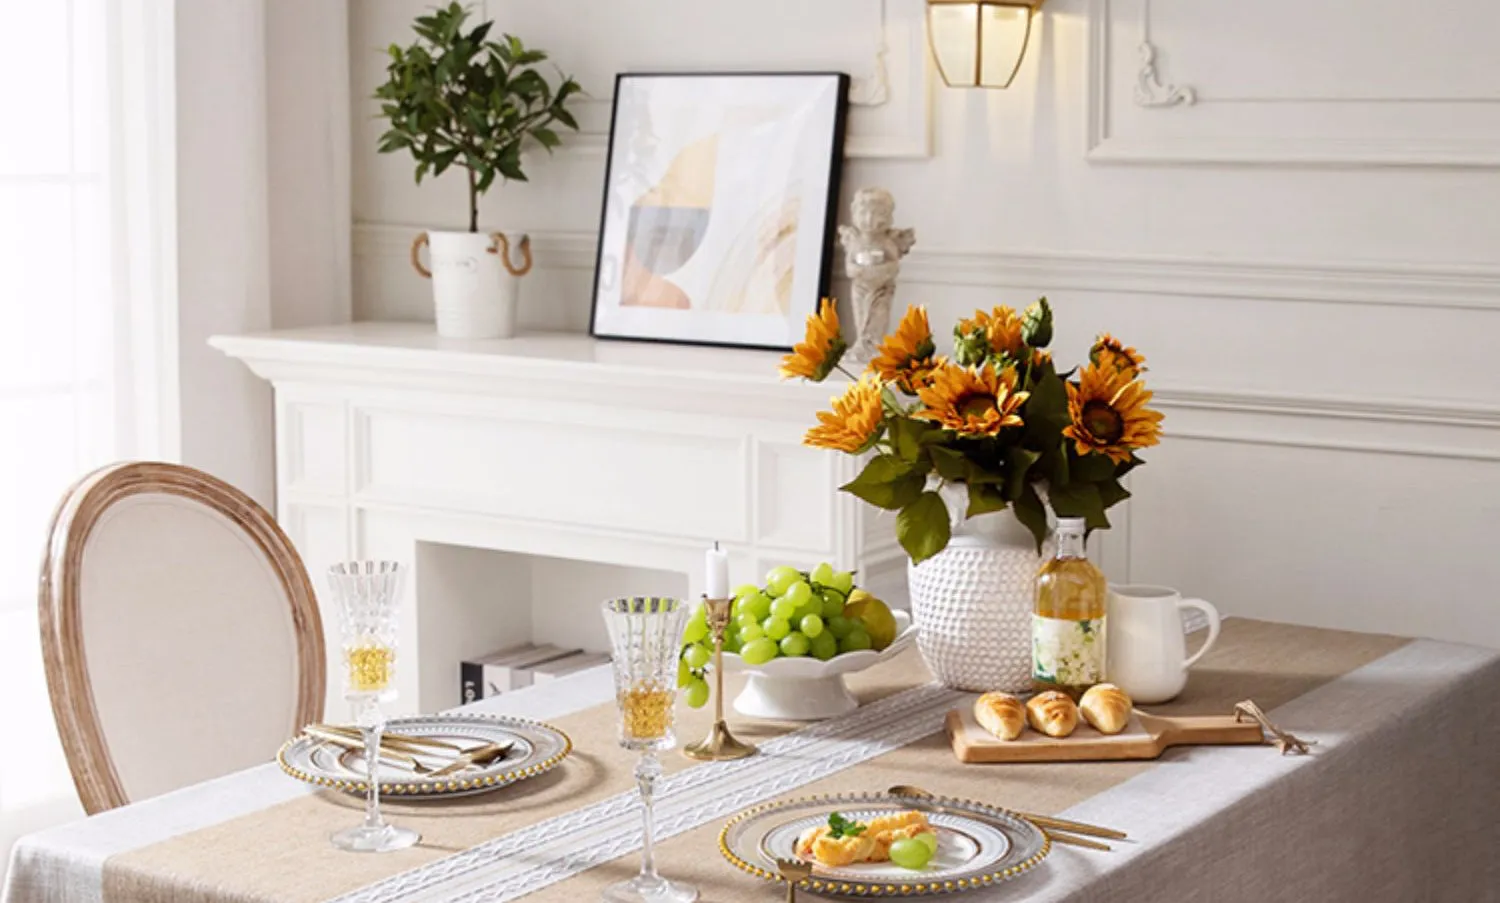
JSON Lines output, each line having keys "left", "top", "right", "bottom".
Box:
{"left": 838, "top": 188, "right": 916, "bottom": 362}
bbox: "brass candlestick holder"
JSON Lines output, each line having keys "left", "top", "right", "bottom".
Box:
{"left": 683, "top": 597, "right": 757, "bottom": 761}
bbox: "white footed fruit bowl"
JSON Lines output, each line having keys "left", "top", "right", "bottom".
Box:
{"left": 721, "top": 611, "right": 915, "bottom": 721}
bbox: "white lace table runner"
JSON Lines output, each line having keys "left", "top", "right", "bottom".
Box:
{"left": 331, "top": 683, "right": 966, "bottom": 903}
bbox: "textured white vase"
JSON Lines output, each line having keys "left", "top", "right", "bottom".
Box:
{"left": 411, "top": 230, "right": 532, "bottom": 339}
{"left": 907, "top": 485, "right": 1051, "bottom": 692}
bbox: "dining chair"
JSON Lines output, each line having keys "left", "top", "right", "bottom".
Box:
{"left": 38, "top": 462, "right": 326, "bottom": 814}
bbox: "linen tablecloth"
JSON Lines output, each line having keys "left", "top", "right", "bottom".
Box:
{"left": 6, "top": 619, "right": 1499, "bottom": 902}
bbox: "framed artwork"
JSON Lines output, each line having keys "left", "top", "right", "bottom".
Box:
{"left": 589, "top": 72, "right": 850, "bottom": 350}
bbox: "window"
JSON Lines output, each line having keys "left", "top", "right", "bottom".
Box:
{"left": 0, "top": 0, "right": 175, "bottom": 864}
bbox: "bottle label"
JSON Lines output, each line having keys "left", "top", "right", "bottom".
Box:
{"left": 1032, "top": 614, "right": 1106, "bottom": 687}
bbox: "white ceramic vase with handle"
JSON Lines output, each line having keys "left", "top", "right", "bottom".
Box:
{"left": 1106, "top": 584, "right": 1221, "bottom": 704}
{"left": 411, "top": 230, "right": 533, "bottom": 339}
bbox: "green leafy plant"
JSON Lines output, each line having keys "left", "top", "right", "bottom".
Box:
{"left": 373, "top": 2, "right": 581, "bottom": 232}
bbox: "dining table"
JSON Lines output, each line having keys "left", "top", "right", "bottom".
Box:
{"left": 5, "top": 617, "right": 1499, "bottom": 903}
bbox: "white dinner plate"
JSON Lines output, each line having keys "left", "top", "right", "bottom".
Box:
{"left": 720, "top": 791, "right": 1049, "bottom": 896}
{"left": 278, "top": 713, "right": 571, "bottom": 799}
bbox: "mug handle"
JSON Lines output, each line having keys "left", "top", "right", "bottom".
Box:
{"left": 1178, "top": 598, "right": 1221, "bottom": 669}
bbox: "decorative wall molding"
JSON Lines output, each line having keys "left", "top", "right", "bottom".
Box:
{"left": 1087, "top": 0, "right": 1500, "bottom": 166}
{"left": 1131, "top": 0, "right": 1194, "bottom": 108}
{"left": 354, "top": 222, "right": 1500, "bottom": 313}
{"left": 549, "top": 0, "right": 928, "bottom": 160}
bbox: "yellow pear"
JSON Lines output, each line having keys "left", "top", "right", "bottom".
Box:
{"left": 844, "top": 590, "right": 897, "bottom": 651}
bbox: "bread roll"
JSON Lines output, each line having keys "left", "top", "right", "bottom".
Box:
{"left": 1079, "top": 683, "right": 1132, "bottom": 735}
{"left": 974, "top": 692, "right": 1026, "bottom": 741}
{"left": 1025, "top": 690, "right": 1078, "bottom": 738}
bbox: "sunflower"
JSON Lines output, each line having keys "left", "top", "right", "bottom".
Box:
{"left": 1089, "top": 333, "right": 1146, "bottom": 377}
{"left": 953, "top": 305, "right": 1026, "bottom": 365}
{"left": 1064, "top": 363, "right": 1164, "bottom": 463}
{"left": 913, "top": 362, "right": 1029, "bottom": 437}
{"left": 984, "top": 306, "right": 1026, "bottom": 359}
{"left": 780, "top": 298, "right": 846, "bottom": 382}
{"left": 869, "top": 305, "right": 944, "bottom": 393}
{"left": 804, "top": 374, "right": 886, "bottom": 453}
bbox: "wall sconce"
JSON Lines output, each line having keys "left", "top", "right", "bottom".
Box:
{"left": 926, "top": 0, "right": 1044, "bottom": 89}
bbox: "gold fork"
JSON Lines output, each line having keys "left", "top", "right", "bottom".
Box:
{"left": 428, "top": 740, "right": 515, "bottom": 778}
{"left": 776, "top": 858, "right": 813, "bottom": 903}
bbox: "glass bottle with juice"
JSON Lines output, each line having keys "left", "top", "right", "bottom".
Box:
{"left": 1032, "top": 517, "right": 1107, "bottom": 699}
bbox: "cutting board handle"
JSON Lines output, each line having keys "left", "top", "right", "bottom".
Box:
{"left": 1141, "top": 713, "right": 1264, "bottom": 749}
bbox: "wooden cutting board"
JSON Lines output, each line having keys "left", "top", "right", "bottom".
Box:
{"left": 946, "top": 705, "right": 1264, "bottom": 763}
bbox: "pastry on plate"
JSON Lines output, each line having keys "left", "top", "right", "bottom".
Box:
{"left": 973, "top": 692, "right": 1025, "bottom": 741}
{"left": 1026, "top": 690, "right": 1078, "bottom": 738}
{"left": 796, "top": 810, "right": 932, "bottom": 866}
{"left": 1079, "top": 683, "right": 1132, "bottom": 735}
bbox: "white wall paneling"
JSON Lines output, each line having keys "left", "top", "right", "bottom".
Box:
{"left": 472, "top": 0, "right": 931, "bottom": 160}
{"left": 338, "top": 0, "right": 1500, "bottom": 651}
{"left": 1088, "top": 0, "right": 1500, "bottom": 165}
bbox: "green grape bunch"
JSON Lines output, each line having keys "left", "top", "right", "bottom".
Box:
{"left": 677, "top": 561, "right": 892, "bottom": 708}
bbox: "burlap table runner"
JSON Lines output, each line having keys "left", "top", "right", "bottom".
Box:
{"left": 100, "top": 620, "right": 1407, "bottom": 903}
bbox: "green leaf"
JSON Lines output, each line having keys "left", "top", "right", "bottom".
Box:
{"left": 1049, "top": 482, "right": 1108, "bottom": 530}
{"left": 1013, "top": 483, "right": 1049, "bottom": 552}
{"left": 1069, "top": 451, "right": 1117, "bottom": 483}
{"left": 827, "top": 812, "right": 868, "bottom": 839}
{"left": 840, "top": 455, "right": 925, "bottom": 511}
{"left": 1004, "top": 448, "right": 1040, "bottom": 502}
{"left": 966, "top": 483, "right": 1008, "bottom": 519}
{"left": 1024, "top": 371, "right": 1072, "bottom": 439}
{"left": 888, "top": 417, "right": 929, "bottom": 463}
{"left": 1047, "top": 445, "right": 1070, "bottom": 487}
{"left": 531, "top": 127, "right": 561, "bottom": 150}
{"left": 1097, "top": 477, "right": 1131, "bottom": 509}
{"left": 897, "top": 491, "right": 952, "bottom": 564}
{"left": 928, "top": 445, "right": 969, "bottom": 482}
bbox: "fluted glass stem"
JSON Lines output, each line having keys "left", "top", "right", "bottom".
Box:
{"left": 635, "top": 751, "right": 662, "bottom": 886}
{"left": 358, "top": 700, "right": 388, "bottom": 831}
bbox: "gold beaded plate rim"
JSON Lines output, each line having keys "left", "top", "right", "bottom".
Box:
{"left": 277, "top": 713, "right": 572, "bottom": 799}
{"left": 718, "top": 791, "right": 1051, "bottom": 897}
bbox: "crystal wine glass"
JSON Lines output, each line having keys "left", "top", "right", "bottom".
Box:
{"left": 601, "top": 596, "right": 697, "bottom": 903}
{"left": 327, "top": 560, "right": 420, "bottom": 853}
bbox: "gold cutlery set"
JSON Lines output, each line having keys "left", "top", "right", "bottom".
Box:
{"left": 301, "top": 723, "right": 513, "bottom": 777}
{"left": 887, "top": 785, "right": 1124, "bottom": 852}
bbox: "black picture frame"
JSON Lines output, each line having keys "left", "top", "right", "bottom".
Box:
{"left": 588, "top": 71, "right": 850, "bottom": 352}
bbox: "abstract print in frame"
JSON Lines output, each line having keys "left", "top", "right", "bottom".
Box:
{"left": 590, "top": 73, "right": 850, "bottom": 350}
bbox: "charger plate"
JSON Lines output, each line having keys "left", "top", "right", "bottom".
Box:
{"left": 278, "top": 713, "right": 571, "bottom": 798}
{"left": 719, "top": 791, "right": 1050, "bottom": 897}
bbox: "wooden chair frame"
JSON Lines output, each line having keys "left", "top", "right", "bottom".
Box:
{"left": 38, "top": 462, "right": 326, "bottom": 814}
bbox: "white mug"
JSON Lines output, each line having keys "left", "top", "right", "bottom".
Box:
{"left": 1106, "top": 585, "right": 1221, "bottom": 704}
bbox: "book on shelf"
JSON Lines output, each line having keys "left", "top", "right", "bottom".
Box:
{"left": 460, "top": 644, "right": 579, "bottom": 704}
{"left": 530, "top": 651, "right": 610, "bottom": 684}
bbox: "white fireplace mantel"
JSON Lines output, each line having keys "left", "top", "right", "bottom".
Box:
{"left": 213, "top": 323, "right": 903, "bottom": 714}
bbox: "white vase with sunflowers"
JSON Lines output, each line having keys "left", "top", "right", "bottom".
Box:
{"left": 780, "top": 298, "right": 1164, "bottom": 691}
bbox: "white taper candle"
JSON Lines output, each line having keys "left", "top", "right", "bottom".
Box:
{"left": 705, "top": 544, "right": 730, "bottom": 599}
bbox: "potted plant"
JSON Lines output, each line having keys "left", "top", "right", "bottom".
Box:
{"left": 780, "top": 298, "right": 1165, "bottom": 690}
{"left": 374, "top": 2, "right": 581, "bottom": 339}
